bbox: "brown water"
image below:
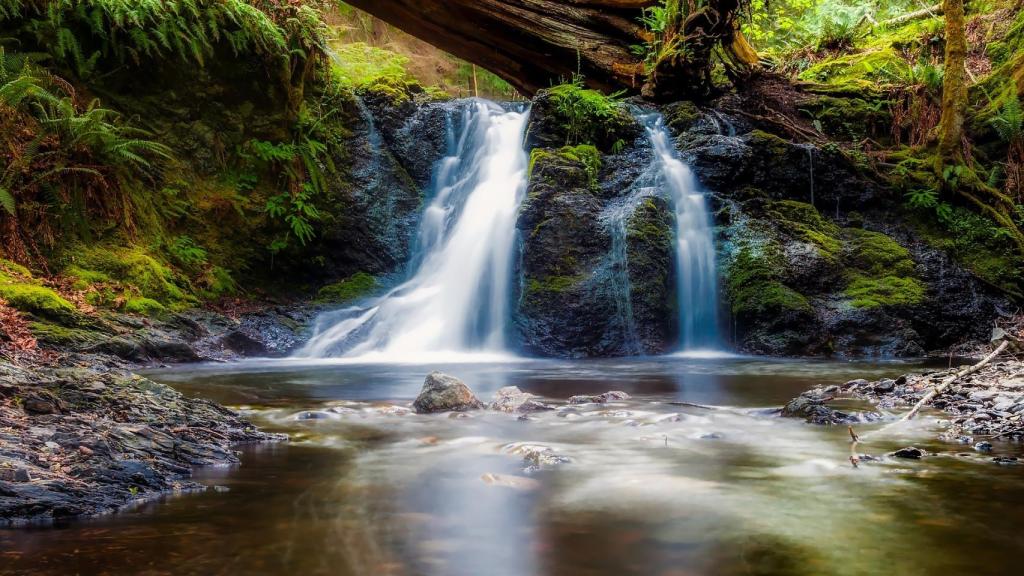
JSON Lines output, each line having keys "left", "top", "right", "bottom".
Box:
{"left": 3, "top": 356, "right": 1024, "bottom": 576}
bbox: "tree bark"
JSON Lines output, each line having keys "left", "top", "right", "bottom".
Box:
{"left": 343, "top": 0, "right": 755, "bottom": 99}
{"left": 937, "top": 0, "right": 967, "bottom": 165}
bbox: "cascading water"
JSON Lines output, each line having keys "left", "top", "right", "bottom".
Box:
{"left": 643, "top": 114, "right": 721, "bottom": 351}
{"left": 296, "top": 100, "right": 530, "bottom": 361}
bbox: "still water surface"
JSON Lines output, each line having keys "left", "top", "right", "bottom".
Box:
{"left": 3, "top": 356, "right": 1024, "bottom": 575}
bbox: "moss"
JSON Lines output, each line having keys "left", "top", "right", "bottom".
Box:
{"left": 663, "top": 101, "right": 701, "bottom": 133}
{"left": 768, "top": 200, "right": 842, "bottom": 262}
{"left": 802, "top": 94, "right": 892, "bottom": 141}
{"left": 725, "top": 248, "right": 813, "bottom": 316}
{"left": 124, "top": 297, "right": 167, "bottom": 316}
{"left": 199, "top": 266, "right": 238, "bottom": 299}
{"left": 0, "top": 259, "right": 32, "bottom": 279}
{"left": 317, "top": 272, "right": 378, "bottom": 304}
{"left": 0, "top": 282, "right": 77, "bottom": 323}
{"left": 74, "top": 246, "right": 191, "bottom": 307}
{"left": 526, "top": 275, "right": 583, "bottom": 295}
{"left": 845, "top": 275, "right": 926, "bottom": 309}
{"left": 64, "top": 265, "right": 112, "bottom": 291}
{"left": 529, "top": 145, "right": 601, "bottom": 187}
{"left": 843, "top": 229, "right": 916, "bottom": 277}
{"left": 29, "top": 321, "right": 104, "bottom": 348}
{"left": 627, "top": 198, "right": 673, "bottom": 248}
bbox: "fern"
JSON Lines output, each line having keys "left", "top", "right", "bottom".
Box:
{"left": 0, "top": 185, "right": 14, "bottom": 215}
{"left": 991, "top": 95, "right": 1024, "bottom": 145}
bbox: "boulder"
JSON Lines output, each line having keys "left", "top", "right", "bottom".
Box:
{"left": 412, "top": 372, "right": 484, "bottom": 414}
{"left": 489, "top": 387, "right": 553, "bottom": 413}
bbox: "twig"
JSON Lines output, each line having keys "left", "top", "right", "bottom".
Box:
{"left": 900, "top": 341, "right": 1009, "bottom": 422}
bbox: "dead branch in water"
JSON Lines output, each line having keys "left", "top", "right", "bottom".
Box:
{"left": 899, "top": 340, "right": 1009, "bottom": 422}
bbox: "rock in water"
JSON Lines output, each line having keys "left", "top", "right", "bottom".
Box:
{"left": 891, "top": 447, "right": 925, "bottom": 460}
{"left": 489, "top": 386, "right": 553, "bottom": 413}
{"left": 412, "top": 372, "right": 484, "bottom": 414}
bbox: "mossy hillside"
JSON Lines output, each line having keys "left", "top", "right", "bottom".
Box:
{"left": 317, "top": 272, "right": 378, "bottom": 304}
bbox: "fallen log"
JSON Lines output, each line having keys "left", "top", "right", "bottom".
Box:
{"left": 882, "top": 4, "right": 943, "bottom": 27}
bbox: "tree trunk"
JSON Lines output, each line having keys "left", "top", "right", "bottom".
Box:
{"left": 344, "top": 0, "right": 756, "bottom": 99}
{"left": 937, "top": 0, "right": 967, "bottom": 165}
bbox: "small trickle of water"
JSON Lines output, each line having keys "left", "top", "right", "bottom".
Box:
{"left": 644, "top": 115, "right": 720, "bottom": 351}
{"left": 297, "top": 101, "right": 530, "bottom": 360}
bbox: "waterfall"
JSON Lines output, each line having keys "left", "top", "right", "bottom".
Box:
{"left": 644, "top": 115, "right": 721, "bottom": 351}
{"left": 296, "top": 100, "right": 530, "bottom": 361}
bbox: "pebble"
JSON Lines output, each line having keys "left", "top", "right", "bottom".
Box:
{"left": 974, "top": 442, "right": 993, "bottom": 452}
{"left": 874, "top": 379, "right": 896, "bottom": 393}
{"left": 13, "top": 468, "right": 31, "bottom": 482}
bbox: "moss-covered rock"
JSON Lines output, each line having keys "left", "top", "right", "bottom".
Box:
{"left": 124, "top": 297, "right": 168, "bottom": 317}
{"left": 317, "top": 272, "right": 378, "bottom": 304}
{"left": 73, "top": 246, "right": 193, "bottom": 308}
{"left": 845, "top": 276, "right": 926, "bottom": 309}
{"left": 0, "top": 282, "right": 78, "bottom": 324}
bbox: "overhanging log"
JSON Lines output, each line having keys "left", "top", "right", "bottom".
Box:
{"left": 344, "top": 0, "right": 756, "bottom": 99}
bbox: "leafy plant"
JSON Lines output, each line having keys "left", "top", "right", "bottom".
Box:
{"left": 167, "top": 236, "right": 208, "bottom": 268}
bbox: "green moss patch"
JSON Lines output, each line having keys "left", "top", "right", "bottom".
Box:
{"left": 74, "top": 246, "right": 192, "bottom": 307}
{"left": 0, "top": 282, "right": 77, "bottom": 323}
{"left": 845, "top": 275, "right": 926, "bottom": 309}
{"left": 529, "top": 145, "right": 601, "bottom": 187}
{"left": 725, "top": 248, "right": 812, "bottom": 316}
{"left": 124, "top": 297, "right": 167, "bottom": 317}
{"left": 526, "top": 275, "right": 584, "bottom": 296}
{"left": 317, "top": 272, "right": 378, "bottom": 304}
{"left": 768, "top": 200, "right": 842, "bottom": 262}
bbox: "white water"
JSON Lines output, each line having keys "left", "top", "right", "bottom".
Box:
{"left": 645, "top": 115, "right": 721, "bottom": 350}
{"left": 296, "top": 101, "right": 529, "bottom": 360}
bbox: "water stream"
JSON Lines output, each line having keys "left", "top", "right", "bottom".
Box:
{"left": 297, "top": 101, "right": 529, "bottom": 361}
{"left": 6, "top": 357, "right": 1024, "bottom": 576}
{"left": 644, "top": 115, "right": 720, "bottom": 351}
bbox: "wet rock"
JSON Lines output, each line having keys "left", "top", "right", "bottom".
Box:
{"left": 891, "top": 447, "right": 925, "bottom": 460}
{"left": 22, "top": 391, "right": 66, "bottom": 415}
{"left": 844, "top": 379, "right": 869, "bottom": 390}
{"left": 781, "top": 394, "right": 850, "bottom": 425}
{"left": 993, "top": 457, "right": 1020, "bottom": 465}
{"left": 13, "top": 468, "right": 31, "bottom": 482}
{"left": 873, "top": 379, "right": 896, "bottom": 393}
{"left": 974, "top": 441, "right": 994, "bottom": 452}
{"left": 503, "top": 442, "right": 571, "bottom": 472}
{"left": 489, "top": 387, "right": 554, "bottom": 414}
{"left": 568, "top": 391, "right": 631, "bottom": 405}
{"left": 412, "top": 372, "right": 484, "bottom": 414}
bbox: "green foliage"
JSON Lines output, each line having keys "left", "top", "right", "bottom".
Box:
{"left": 990, "top": 95, "right": 1024, "bottom": 145}
{"left": 167, "top": 235, "right": 208, "bottom": 269}
{"left": 0, "top": 0, "right": 327, "bottom": 75}
{"left": 330, "top": 42, "right": 410, "bottom": 87}
{"left": 316, "top": 272, "right": 377, "bottom": 304}
{"left": 123, "top": 296, "right": 166, "bottom": 316}
{"left": 547, "top": 78, "right": 628, "bottom": 149}
{"left": 1, "top": 47, "right": 171, "bottom": 228}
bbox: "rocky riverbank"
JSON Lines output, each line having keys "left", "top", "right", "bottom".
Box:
{"left": 0, "top": 302, "right": 314, "bottom": 526}
{"left": 783, "top": 344, "right": 1024, "bottom": 458}
{"left": 0, "top": 356, "right": 286, "bottom": 525}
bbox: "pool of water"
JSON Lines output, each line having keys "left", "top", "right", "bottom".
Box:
{"left": 3, "top": 356, "right": 1023, "bottom": 575}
